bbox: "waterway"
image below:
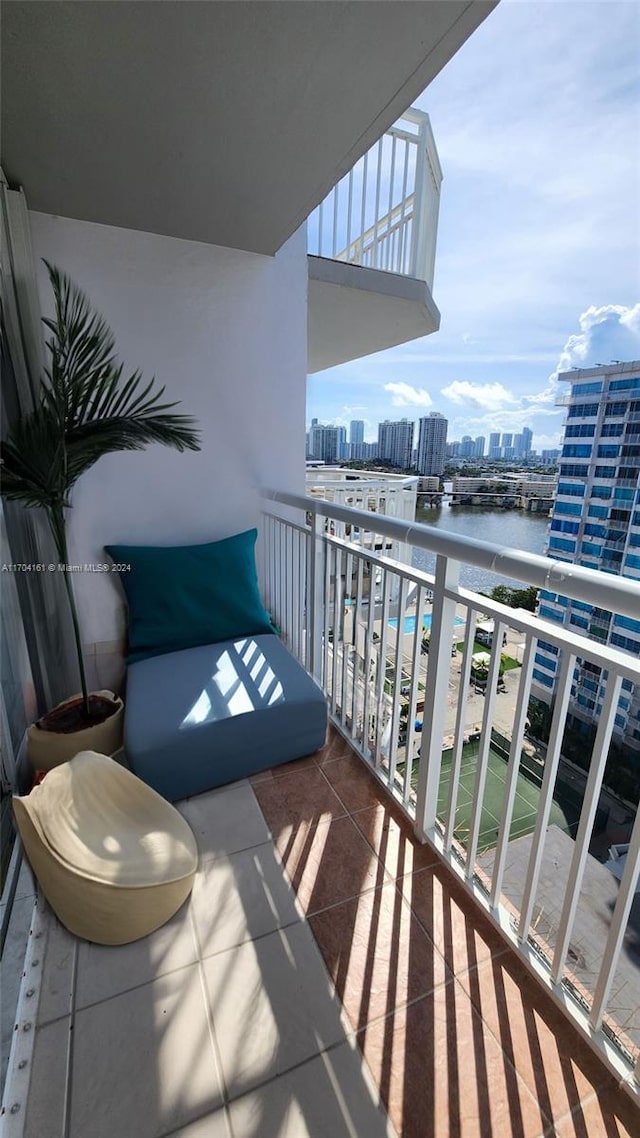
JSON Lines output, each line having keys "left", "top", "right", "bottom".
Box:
{"left": 413, "top": 500, "right": 550, "bottom": 595}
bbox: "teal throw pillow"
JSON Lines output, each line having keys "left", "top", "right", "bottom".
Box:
{"left": 105, "top": 529, "right": 274, "bottom": 663}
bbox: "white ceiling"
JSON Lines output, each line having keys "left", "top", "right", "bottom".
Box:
{"left": 2, "top": 1, "right": 496, "bottom": 255}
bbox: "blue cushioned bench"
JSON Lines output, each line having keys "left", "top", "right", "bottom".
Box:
{"left": 124, "top": 633, "right": 327, "bottom": 801}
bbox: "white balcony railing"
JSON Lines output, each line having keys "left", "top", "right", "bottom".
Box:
{"left": 307, "top": 107, "right": 442, "bottom": 289}
{"left": 260, "top": 488, "right": 640, "bottom": 1092}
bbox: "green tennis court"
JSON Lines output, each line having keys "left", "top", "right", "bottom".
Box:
{"left": 436, "top": 743, "right": 573, "bottom": 854}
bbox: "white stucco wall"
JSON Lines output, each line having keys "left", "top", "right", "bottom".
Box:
{"left": 28, "top": 213, "right": 308, "bottom": 648}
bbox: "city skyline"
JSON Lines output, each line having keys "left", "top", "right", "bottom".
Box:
{"left": 306, "top": 1, "right": 640, "bottom": 450}
{"left": 307, "top": 414, "right": 537, "bottom": 466}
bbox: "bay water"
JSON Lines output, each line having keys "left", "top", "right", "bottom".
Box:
{"left": 413, "top": 500, "right": 550, "bottom": 594}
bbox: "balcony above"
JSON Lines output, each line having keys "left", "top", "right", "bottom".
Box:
{"left": 2, "top": 1, "right": 494, "bottom": 255}
{"left": 308, "top": 109, "right": 442, "bottom": 373}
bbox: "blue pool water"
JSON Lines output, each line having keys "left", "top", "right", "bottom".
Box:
{"left": 388, "top": 613, "right": 465, "bottom": 635}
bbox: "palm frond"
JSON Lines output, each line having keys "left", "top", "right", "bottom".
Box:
{"left": 63, "top": 413, "right": 200, "bottom": 489}
{"left": 0, "top": 406, "right": 68, "bottom": 509}
{"left": 0, "top": 262, "right": 201, "bottom": 710}
{"left": 0, "top": 261, "right": 201, "bottom": 514}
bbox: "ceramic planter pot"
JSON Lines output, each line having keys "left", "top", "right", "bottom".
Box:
{"left": 27, "top": 690, "right": 124, "bottom": 772}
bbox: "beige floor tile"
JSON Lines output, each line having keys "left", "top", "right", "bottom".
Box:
{"left": 70, "top": 963, "right": 223, "bottom": 1138}
{"left": 190, "top": 842, "right": 301, "bottom": 958}
{"left": 177, "top": 783, "right": 270, "bottom": 861}
{"left": 202, "top": 923, "right": 346, "bottom": 1099}
{"left": 75, "top": 897, "right": 198, "bottom": 1009}
{"left": 23, "top": 1017, "right": 70, "bottom": 1138}
{"left": 228, "top": 1041, "right": 398, "bottom": 1137}
{"left": 37, "top": 910, "right": 78, "bottom": 1025}
{"left": 162, "top": 1109, "right": 232, "bottom": 1137}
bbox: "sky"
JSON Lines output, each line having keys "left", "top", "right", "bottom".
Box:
{"left": 306, "top": 0, "right": 640, "bottom": 451}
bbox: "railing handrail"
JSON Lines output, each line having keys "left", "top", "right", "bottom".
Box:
{"left": 261, "top": 488, "right": 640, "bottom": 618}
{"left": 336, "top": 192, "right": 416, "bottom": 262}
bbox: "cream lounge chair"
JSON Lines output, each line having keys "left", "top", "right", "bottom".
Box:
{"left": 13, "top": 751, "right": 198, "bottom": 945}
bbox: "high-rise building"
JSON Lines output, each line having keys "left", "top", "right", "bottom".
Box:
{"left": 308, "top": 423, "right": 345, "bottom": 463}
{"left": 489, "top": 431, "right": 501, "bottom": 459}
{"left": 541, "top": 448, "right": 560, "bottom": 465}
{"left": 377, "top": 418, "right": 414, "bottom": 469}
{"left": 416, "top": 412, "right": 448, "bottom": 476}
{"left": 350, "top": 441, "right": 378, "bottom": 461}
{"left": 350, "top": 420, "right": 365, "bottom": 446}
{"left": 474, "top": 436, "right": 485, "bottom": 458}
{"left": 460, "top": 435, "right": 474, "bottom": 457}
{"left": 533, "top": 361, "right": 640, "bottom": 752}
{"left": 501, "top": 432, "right": 513, "bottom": 449}
{"left": 521, "top": 426, "right": 533, "bottom": 458}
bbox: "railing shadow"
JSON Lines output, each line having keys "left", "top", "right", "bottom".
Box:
{"left": 15, "top": 725, "right": 640, "bottom": 1136}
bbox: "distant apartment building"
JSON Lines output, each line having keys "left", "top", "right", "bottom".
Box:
{"left": 308, "top": 422, "right": 346, "bottom": 463}
{"left": 533, "top": 361, "right": 640, "bottom": 752}
{"left": 350, "top": 419, "right": 365, "bottom": 446}
{"left": 541, "top": 448, "right": 560, "bottom": 465}
{"left": 350, "top": 440, "right": 379, "bottom": 461}
{"left": 488, "top": 431, "right": 501, "bottom": 459}
{"left": 378, "top": 418, "right": 414, "bottom": 469}
{"left": 416, "top": 412, "right": 447, "bottom": 476}
{"left": 474, "top": 436, "right": 485, "bottom": 458}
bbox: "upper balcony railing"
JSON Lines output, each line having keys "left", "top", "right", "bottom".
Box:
{"left": 307, "top": 107, "right": 442, "bottom": 290}
{"left": 260, "top": 488, "right": 640, "bottom": 1094}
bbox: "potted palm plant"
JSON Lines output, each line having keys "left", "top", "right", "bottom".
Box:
{"left": 1, "top": 262, "right": 200, "bottom": 770}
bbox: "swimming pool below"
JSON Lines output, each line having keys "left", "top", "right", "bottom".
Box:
{"left": 388, "top": 613, "right": 465, "bottom": 635}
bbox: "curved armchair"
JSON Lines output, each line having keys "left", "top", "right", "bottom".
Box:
{"left": 13, "top": 751, "right": 198, "bottom": 945}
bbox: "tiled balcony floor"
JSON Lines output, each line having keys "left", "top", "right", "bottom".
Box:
{"left": 6, "top": 726, "right": 640, "bottom": 1137}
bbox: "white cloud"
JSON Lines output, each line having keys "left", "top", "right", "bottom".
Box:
{"left": 440, "top": 380, "right": 517, "bottom": 411}
{"left": 340, "top": 404, "right": 367, "bottom": 416}
{"left": 553, "top": 303, "right": 640, "bottom": 377}
{"left": 383, "top": 382, "right": 433, "bottom": 408}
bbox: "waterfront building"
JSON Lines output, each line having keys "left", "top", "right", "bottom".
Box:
{"left": 378, "top": 418, "right": 414, "bottom": 469}
{"left": 533, "top": 361, "right": 640, "bottom": 752}
{"left": 417, "top": 411, "right": 448, "bottom": 476}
